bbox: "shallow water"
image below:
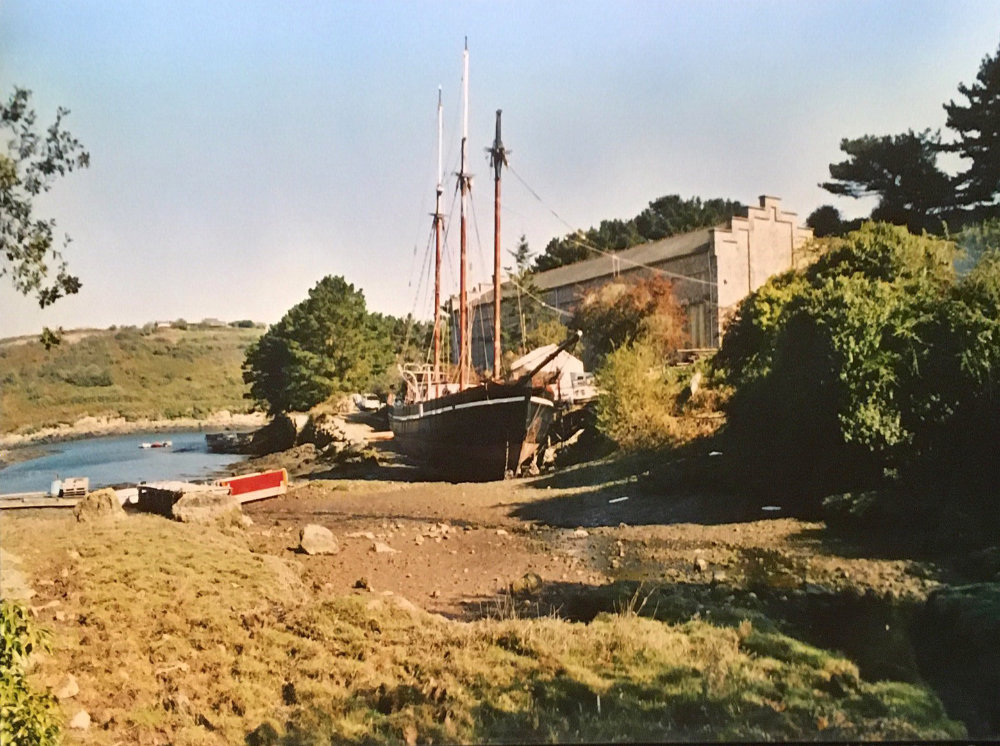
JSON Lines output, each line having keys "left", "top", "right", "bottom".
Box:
{"left": 0, "top": 431, "right": 244, "bottom": 494}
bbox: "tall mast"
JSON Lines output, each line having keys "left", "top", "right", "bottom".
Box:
{"left": 489, "top": 109, "right": 507, "bottom": 380}
{"left": 458, "top": 39, "right": 471, "bottom": 388}
{"left": 432, "top": 87, "right": 444, "bottom": 398}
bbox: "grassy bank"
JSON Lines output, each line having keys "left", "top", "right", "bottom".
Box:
{"left": 0, "top": 325, "right": 263, "bottom": 434}
{"left": 2, "top": 512, "right": 964, "bottom": 744}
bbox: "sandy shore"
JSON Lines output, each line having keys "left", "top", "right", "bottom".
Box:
{"left": 0, "top": 411, "right": 268, "bottom": 452}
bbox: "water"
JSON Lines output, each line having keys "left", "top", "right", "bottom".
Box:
{"left": 0, "top": 431, "right": 245, "bottom": 495}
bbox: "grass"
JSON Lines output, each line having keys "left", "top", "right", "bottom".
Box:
{"left": 1, "top": 513, "right": 965, "bottom": 744}
{"left": 0, "top": 324, "right": 263, "bottom": 433}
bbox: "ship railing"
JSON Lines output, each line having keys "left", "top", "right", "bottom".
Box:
{"left": 398, "top": 364, "right": 451, "bottom": 404}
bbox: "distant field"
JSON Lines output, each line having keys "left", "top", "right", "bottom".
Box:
{"left": 0, "top": 324, "right": 264, "bottom": 434}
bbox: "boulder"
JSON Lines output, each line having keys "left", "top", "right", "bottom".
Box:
{"left": 248, "top": 414, "right": 298, "bottom": 456}
{"left": 298, "top": 412, "right": 348, "bottom": 449}
{"left": 73, "top": 488, "right": 125, "bottom": 523}
{"left": 299, "top": 524, "right": 339, "bottom": 555}
{"left": 171, "top": 489, "right": 242, "bottom": 524}
{"left": 510, "top": 572, "right": 543, "bottom": 595}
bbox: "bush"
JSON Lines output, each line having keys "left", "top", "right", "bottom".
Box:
{"left": 595, "top": 341, "right": 720, "bottom": 451}
{"left": 59, "top": 363, "right": 113, "bottom": 387}
{"left": 717, "top": 222, "right": 1000, "bottom": 510}
{"left": 0, "top": 601, "right": 61, "bottom": 745}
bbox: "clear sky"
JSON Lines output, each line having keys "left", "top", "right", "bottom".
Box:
{"left": 2, "top": 1, "right": 998, "bottom": 338}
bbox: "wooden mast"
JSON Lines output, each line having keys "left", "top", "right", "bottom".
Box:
{"left": 432, "top": 87, "right": 444, "bottom": 398}
{"left": 489, "top": 109, "right": 507, "bottom": 380}
{"left": 458, "top": 39, "right": 471, "bottom": 388}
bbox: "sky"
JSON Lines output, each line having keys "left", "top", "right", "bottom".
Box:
{"left": 1, "top": 1, "right": 998, "bottom": 338}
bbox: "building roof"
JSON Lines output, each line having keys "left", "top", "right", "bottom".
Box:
{"left": 532, "top": 226, "right": 716, "bottom": 291}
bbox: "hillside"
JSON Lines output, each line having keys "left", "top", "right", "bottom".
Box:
{"left": 0, "top": 324, "right": 264, "bottom": 434}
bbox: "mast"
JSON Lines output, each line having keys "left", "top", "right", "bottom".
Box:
{"left": 489, "top": 109, "right": 507, "bottom": 380}
{"left": 432, "top": 87, "right": 444, "bottom": 398}
{"left": 458, "top": 39, "right": 471, "bottom": 388}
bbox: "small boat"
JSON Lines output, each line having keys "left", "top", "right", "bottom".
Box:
{"left": 139, "top": 440, "right": 172, "bottom": 449}
{"left": 214, "top": 469, "right": 288, "bottom": 503}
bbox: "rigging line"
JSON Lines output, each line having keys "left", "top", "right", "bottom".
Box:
{"left": 440, "top": 184, "right": 461, "bottom": 294}
{"left": 506, "top": 275, "right": 573, "bottom": 318}
{"left": 405, "top": 227, "right": 432, "bottom": 330}
{"left": 468, "top": 195, "right": 491, "bottom": 369}
{"left": 561, "top": 235, "right": 715, "bottom": 288}
{"left": 508, "top": 164, "right": 716, "bottom": 289}
{"left": 410, "top": 223, "right": 435, "bottom": 321}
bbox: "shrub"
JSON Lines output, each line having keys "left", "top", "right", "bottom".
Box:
{"left": 59, "top": 364, "right": 113, "bottom": 387}
{"left": 0, "top": 601, "right": 61, "bottom": 745}
{"left": 596, "top": 340, "right": 694, "bottom": 451}
{"left": 717, "top": 222, "right": 1000, "bottom": 509}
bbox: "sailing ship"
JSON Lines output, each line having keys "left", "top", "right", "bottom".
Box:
{"left": 389, "top": 43, "right": 576, "bottom": 481}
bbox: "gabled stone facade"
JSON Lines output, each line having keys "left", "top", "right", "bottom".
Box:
{"left": 453, "top": 195, "right": 812, "bottom": 370}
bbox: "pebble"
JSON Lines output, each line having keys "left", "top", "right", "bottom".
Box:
{"left": 69, "top": 710, "right": 91, "bottom": 730}
{"left": 55, "top": 673, "right": 79, "bottom": 700}
{"left": 573, "top": 529, "right": 589, "bottom": 538}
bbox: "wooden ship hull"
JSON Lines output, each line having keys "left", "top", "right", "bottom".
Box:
{"left": 389, "top": 382, "right": 554, "bottom": 481}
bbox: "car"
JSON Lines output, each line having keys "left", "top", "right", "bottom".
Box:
{"left": 354, "top": 393, "right": 382, "bottom": 412}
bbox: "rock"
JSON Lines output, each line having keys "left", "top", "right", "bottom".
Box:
{"left": 353, "top": 577, "right": 370, "bottom": 590}
{"left": 240, "top": 515, "right": 254, "bottom": 528}
{"left": 171, "top": 490, "right": 242, "bottom": 524}
{"left": 73, "top": 488, "right": 126, "bottom": 523}
{"left": 430, "top": 589, "right": 441, "bottom": 598}
{"left": 55, "top": 673, "right": 79, "bottom": 700}
{"left": 496, "top": 529, "right": 509, "bottom": 537}
{"left": 346, "top": 531, "right": 377, "bottom": 540}
{"left": 248, "top": 414, "right": 298, "bottom": 455}
{"left": 69, "top": 710, "right": 91, "bottom": 730}
{"left": 694, "top": 557, "right": 709, "bottom": 573}
{"left": 572, "top": 529, "right": 589, "bottom": 538}
{"left": 414, "top": 535, "right": 425, "bottom": 546}
{"left": 298, "top": 411, "right": 348, "bottom": 449}
{"left": 372, "top": 541, "right": 399, "bottom": 554}
{"left": 510, "top": 572, "right": 543, "bottom": 594}
{"left": 299, "top": 524, "right": 339, "bottom": 555}
{"left": 711, "top": 570, "right": 727, "bottom": 584}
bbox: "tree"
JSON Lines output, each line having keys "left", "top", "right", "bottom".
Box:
{"left": 1, "top": 87, "right": 89, "bottom": 310}
{"left": 242, "top": 276, "right": 397, "bottom": 414}
{"left": 820, "top": 130, "right": 953, "bottom": 234}
{"left": 806, "top": 205, "right": 858, "bottom": 237}
{"left": 533, "top": 194, "right": 743, "bottom": 271}
{"left": 634, "top": 195, "right": 743, "bottom": 240}
{"left": 944, "top": 42, "right": 1000, "bottom": 214}
{"left": 571, "top": 275, "right": 688, "bottom": 368}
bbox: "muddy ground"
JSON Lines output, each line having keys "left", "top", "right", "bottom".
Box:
{"left": 248, "top": 474, "right": 948, "bottom": 621}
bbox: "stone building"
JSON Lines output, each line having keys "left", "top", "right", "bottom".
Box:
{"left": 453, "top": 195, "right": 813, "bottom": 370}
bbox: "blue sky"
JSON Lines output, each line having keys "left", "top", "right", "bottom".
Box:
{"left": 2, "top": 1, "right": 998, "bottom": 337}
